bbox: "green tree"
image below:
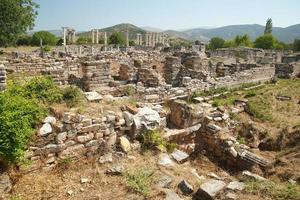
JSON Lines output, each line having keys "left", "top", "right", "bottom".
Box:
{"left": 0, "top": 0, "right": 38, "bottom": 46}
{"left": 16, "top": 34, "right": 32, "bottom": 46}
{"left": 208, "top": 37, "right": 225, "bottom": 50}
{"left": 76, "top": 37, "right": 92, "bottom": 44}
{"left": 234, "top": 34, "right": 252, "bottom": 47}
{"left": 254, "top": 34, "right": 277, "bottom": 49}
{"left": 108, "top": 32, "right": 126, "bottom": 45}
{"left": 31, "top": 31, "right": 57, "bottom": 46}
{"left": 264, "top": 18, "right": 273, "bottom": 35}
{"left": 129, "top": 40, "right": 136, "bottom": 46}
{"left": 293, "top": 39, "right": 300, "bottom": 52}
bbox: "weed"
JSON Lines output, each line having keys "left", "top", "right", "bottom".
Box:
{"left": 237, "top": 135, "right": 246, "bottom": 144}
{"left": 125, "top": 85, "right": 136, "bottom": 96}
{"left": 125, "top": 169, "right": 154, "bottom": 197}
{"left": 140, "top": 130, "right": 177, "bottom": 153}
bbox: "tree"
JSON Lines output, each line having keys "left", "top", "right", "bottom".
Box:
{"left": 16, "top": 35, "right": 32, "bottom": 46}
{"left": 31, "top": 31, "right": 57, "bottom": 46}
{"left": 264, "top": 18, "right": 273, "bottom": 35}
{"left": 108, "top": 32, "right": 126, "bottom": 45}
{"left": 208, "top": 37, "right": 225, "bottom": 50}
{"left": 293, "top": 39, "right": 300, "bottom": 52}
{"left": 254, "top": 34, "right": 276, "bottom": 49}
{"left": 129, "top": 40, "right": 136, "bottom": 46}
{"left": 234, "top": 34, "right": 252, "bottom": 47}
{"left": 76, "top": 37, "right": 92, "bottom": 44}
{"left": 0, "top": 0, "right": 38, "bottom": 46}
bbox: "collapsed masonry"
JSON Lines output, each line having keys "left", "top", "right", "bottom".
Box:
{"left": 167, "top": 99, "right": 270, "bottom": 169}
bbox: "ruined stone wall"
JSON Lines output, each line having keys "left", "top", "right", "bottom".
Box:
{"left": 26, "top": 112, "right": 117, "bottom": 170}
{"left": 215, "top": 67, "right": 275, "bottom": 88}
{"left": 164, "top": 56, "right": 182, "bottom": 86}
{"left": 0, "top": 64, "right": 6, "bottom": 91}
{"left": 210, "top": 47, "right": 287, "bottom": 63}
{"left": 82, "top": 61, "right": 112, "bottom": 91}
{"left": 275, "top": 63, "right": 300, "bottom": 78}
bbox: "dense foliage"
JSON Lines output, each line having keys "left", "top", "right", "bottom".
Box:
{"left": 108, "top": 32, "right": 126, "bottom": 45}
{"left": 208, "top": 37, "right": 225, "bottom": 50}
{"left": 293, "top": 39, "right": 300, "bottom": 52}
{"left": 0, "top": 0, "right": 38, "bottom": 46}
{"left": 0, "top": 76, "right": 83, "bottom": 163}
{"left": 31, "top": 31, "right": 58, "bottom": 46}
{"left": 76, "top": 37, "right": 92, "bottom": 44}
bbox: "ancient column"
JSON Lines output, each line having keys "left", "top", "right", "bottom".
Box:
{"left": 62, "top": 27, "right": 66, "bottom": 46}
{"left": 126, "top": 30, "right": 129, "bottom": 47}
{"left": 72, "top": 31, "right": 76, "bottom": 43}
{"left": 136, "top": 34, "right": 139, "bottom": 45}
{"left": 104, "top": 32, "right": 107, "bottom": 51}
{"left": 145, "top": 32, "right": 149, "bottom": 46}
{"left": 96, "top": 29, "right": 99, "bottom": 44}
{"left": 92, "top": 30, "right": 95, "bottom": 44}
{"left": 79, "top": 46, "right": 82, "bottom": 55}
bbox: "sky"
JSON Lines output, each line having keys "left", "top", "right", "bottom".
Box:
{"left": 34, "top": 0, "right": 300, "bottom": 31}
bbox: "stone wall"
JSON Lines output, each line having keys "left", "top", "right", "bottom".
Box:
{"left": 0, "top": 64, "right": 6, "bottom": 91}
{"left": 210, "top": 47, "right": 287, "bottom": 63}
{"left": 275, "top": 63, "right": 300, "bottom": 78}
{"left": 82, "top": 61, "right": 112, "bottom": 91}
{"left": 164, "top": 56, "right": 182, "bottom": 86}
{"left": 26, "top": 112, "right": 118, "bottom": 170}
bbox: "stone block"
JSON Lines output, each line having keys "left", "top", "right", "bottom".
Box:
{"left": 195, "top": 179, "right": 226, "bottom": 200}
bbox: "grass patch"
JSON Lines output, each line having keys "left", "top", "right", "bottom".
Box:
{"left": 247, "top": 97, "right": 273, "bottom": 122}
{"left": 125, "top": 168, "right": 155, "bottom": 197}
{"left": 245, "top": 180, "right": 300, "bottom": 200}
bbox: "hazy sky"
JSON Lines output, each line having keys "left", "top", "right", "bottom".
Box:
{"left": 34, "top": 0, "right": 300, "bottom": 31}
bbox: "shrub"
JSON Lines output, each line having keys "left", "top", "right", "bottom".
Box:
{"left": 24, "top": 76, "right": 63, "bottom": 104}
{"left": 43, "top": 45, "right": 51, "bottom": 52}
{"left": 31, "top": 31, "right": 57, "bottom": 46}
{"left": 125, "top": 169, "right": 154, "bottom": 197}
{"left": 140, "top": 130, "right": 177, "bottom": 152}
{"left": 62, "top": 86, "right": 83, "bottom": 107}
{"left": 0, "top": 93, "right": 46, "bottom": 163}
{"left": 208, "top": 37, "right": 225, "bottom": 50}
{"left": 108, "top": 32, "right": 126, "bottom": 45}
{"left": 16, "top": 35, "right": 32, "bottom": 46}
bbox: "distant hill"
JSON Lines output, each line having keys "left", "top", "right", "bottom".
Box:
{"left": 78, "top": 23, "right": 146, "bottom": 41}
{"left": 35, "top": 23, "right": 300, "bottom": 43}
{"left": 165, "top": 24, "right": 300, "bottom": 43}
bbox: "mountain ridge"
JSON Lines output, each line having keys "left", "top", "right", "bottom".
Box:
{"left": 38, "top": 23, "right": 300, "bottom": 43}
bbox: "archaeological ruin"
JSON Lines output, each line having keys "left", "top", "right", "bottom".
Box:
{"left": 1, "top": 29, "right": 300, "bottom": 200}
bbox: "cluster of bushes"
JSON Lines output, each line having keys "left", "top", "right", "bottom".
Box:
{"left": 0, "top": 76, "right": 84, "bottom": 164}
{"left": 207, "top": 34, "right": 294, "bottom": 50}
{"left": 16, "top": 31, "right": 58, "bottom": 46}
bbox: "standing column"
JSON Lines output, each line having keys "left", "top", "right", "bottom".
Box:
{"left": 136, "top": 34, "right": 141, "bottom": 46}
{"left": 104, "top": 32, "right": 107, "bottom": 51}
{"left": 96, "top": 30, "right": 99, "bottom": 44}
{"left": 62, "top": 27, "right": 66, "bottom": 46}
{"left": 72, "top": 31, "right": 76, "bottom": 43}
{"left": 92, "top": 30, "right": 95, "bottom": 44}
{"left": 126, "top": 30, "right": 129, "bottom": 47}
{"left": 145, "top": 33, "right": 149, "bottom": 46}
